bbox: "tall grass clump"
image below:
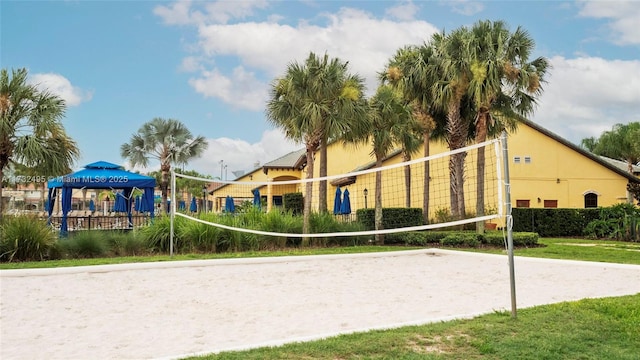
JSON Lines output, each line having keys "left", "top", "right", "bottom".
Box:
{"left": 140, "top": 215, "right": 187, "bottom": 253}
{"left": 215, "top": 214, "right": 255, "bottom": 252}
{"left": 59, "top": 231, "right": 109, "bottom": 258}
{"left": 102, "top": 230, "right": 148, "bottom": 256}
{"left": 310, "top": 212, "right": 343, "bottom": 246}
{"left": 335, "top": 220, "right": 369, "bottom": 246}
{"left": 0, "top": 216, "right": 57, "bottom": 262}
{"left": 179, "top": 213, "right": 223, "bottom": 253}
{"left": 257, "top": 210, "right": 302, "bottom": 248}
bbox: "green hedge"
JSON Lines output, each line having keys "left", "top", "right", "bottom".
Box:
{"left": 386, "top": 230, "right": 539, "bottom": 248}
{"left": 283, "top": 192, "right": 303, "bottom": 215}
{"left": 356, "top": 207, "right": 423, "bottom": 230}
{"left": 512, "top": 208, "right": 601, "bottom": 237}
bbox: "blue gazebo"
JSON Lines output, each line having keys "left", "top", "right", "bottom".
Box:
{"left": 47, "top": 161, "right": 156, "bottom": 235}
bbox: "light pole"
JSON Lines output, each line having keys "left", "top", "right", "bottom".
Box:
{"left": 363, "top": 188, "right": 368, "bottom": 209}
{"left": 224, "top": 164, "right": 228, "bottom": 181}
{"left": 219, "top": 160, "right": 224, "bottom": 180}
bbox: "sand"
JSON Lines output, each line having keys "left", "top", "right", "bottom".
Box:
{"left": 1, "top": 249, "right": 639, "bottom": 360}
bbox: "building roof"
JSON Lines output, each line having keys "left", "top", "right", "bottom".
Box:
{"left": 598, "top": 156, "right": 640, "bottom": 175}
{"left": 262, "top": 148, "right": 306, "bottom": 173}
{"left": 522, "top": 119, "right": 640, "bottom": 183}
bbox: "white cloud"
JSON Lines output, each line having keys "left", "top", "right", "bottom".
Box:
{"left": 188, "top": 6, "right": 438, "bottom": 107}
{"left": 189, "top": 129, "right": 301, "bottom": 178}
{"left": 385, "top": 1, "right": 419, "bottom": 21}
{"left": 28, "top": 73, "right": 92, "bottom": 107}
{"left": 578, "top": 0, "right": 640, "bottom": 45}
{"left": 443, "top": 0, "right": 485, "bottom": 16}
{"left": 154, "top": 0, "right": 268, "bottom": 26}
{"left": 530, "top": 56, "right": 640, "bottom": 144}
{"left": 178, "top": 56, "right": 204, "bottom": 72}
{"left": 153, "top": 0, "right": 199, "bottom": 25}
{"left": 188, "top": 66, "right": 266, "bottom": 111}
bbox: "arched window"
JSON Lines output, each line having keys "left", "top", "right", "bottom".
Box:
{"left": 584, "top": 193, "right": 598, "bottom": 208}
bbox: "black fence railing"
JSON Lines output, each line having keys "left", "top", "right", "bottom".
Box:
{"left": 47, "top": 215, "right": 152, "bottom": 231}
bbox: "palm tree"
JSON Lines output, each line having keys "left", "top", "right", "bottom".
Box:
{"left": 580, "top": 137, "right": 598, "bottom": 152}
{"left": 0, "top": 68, "right": 79, "bottom": 218}
{"left": 428, "top": 29, "right": 473, "bottom": 220}
{"left": 381, "top": 45, "right": 446, "bottom": 222}
{"left": 266, "top": 52, "right": 367, "bottom": 242}
{"left": 588, "top": 122, "right": 640, "bottom": 175}
{"left": 586, "top": 122, "right": 640, "bottom": 204}
{"left": 120, "top": 118, "right": 208, "bottom": 212}
{"left": 311, "top": 54, "right": 368, "bottom": 214}
{"left": 466, "top": 20, "right": 549, "bottom": 232}
{"left": 367, "top": 85, "right": 414, "bottom": 244}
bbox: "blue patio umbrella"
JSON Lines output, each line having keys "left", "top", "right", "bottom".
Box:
{"left": 333, "top": 187, "right": 342, "bottom": 215}
{"left": 252, "top": 188, "right": 261, "bottom": 209}
{"left": 89, "top": 199, "right": 95, "bottom": 212}
{"left": 113, "top": 192, "right": 128, "bottom": 212}
{"left": 134, "top": 196, "right": 142, "bottom": 212}
{"left": 47, "top": 188, "right": 56, "bottom": 219}
{"left": 189, "top": 196, "right": 197, "bottom": 212}
{"left": 340, "top": 188, "right": 351, "bottom": 215}
{"left": 138, "top": 191, "right": 153, "bottom": 214}
{"left": 225, "top": 195, "right": 235, "bottom": 213}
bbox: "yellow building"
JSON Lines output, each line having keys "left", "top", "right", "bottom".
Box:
{"left": 211, "top": 149, "right": 306, "bottom": 212}
{"left": 211, "top": 120, "right": 639, "bottom": 215}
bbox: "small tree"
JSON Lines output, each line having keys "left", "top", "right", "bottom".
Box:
{"left": 0, "top": 68, "right": 79, "bottom": 219}
{"left": 583, "top": 122, "right": 640, "bottom": 204}
{"left": 120, "top": 118, "right": 208, "bottom": 212}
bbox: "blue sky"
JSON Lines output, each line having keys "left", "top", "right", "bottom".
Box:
{"left": 3, "top": 0, "right": 639, "bottom": 179}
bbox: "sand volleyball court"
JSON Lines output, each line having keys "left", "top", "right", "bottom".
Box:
{"left": 2, "top": 249, "right": 640, "bottom": 359}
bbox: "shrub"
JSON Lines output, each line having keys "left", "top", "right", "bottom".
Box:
{"left": 356, "top": 208, "right": 423, "bottom": 230}
{"left": 385, "top": 232, "right": 429, "bottom": 246}
{"left": 179, "top": 214, "right": 222, "bottom": 253}
{"left": 584, "top": 219, "right": 615, "bottom": 239}
{"left": 283, "top": 192, "right": 303, "bottom": 215}
{"left": 141, "top": 215, "right": 187, "bottom": 253}
{"left": 0, "top": 216, "right": 57, "bottom": 262}
{"left": 310, "top": 212, "right": 341, "bottom": 246}
{"left": 259, "top": 210, "right": 302, "bottom": 248}
{"left": 440, "top": 234, "right": 465, "bottom": 247}
{"left": 103, "top": 231, "right": 147, "bottom": 256}
{"left": 333, "top": 220, "right": 369, "bottom": 247}
{"left": 60, "top": 231, "right": 109, "bottom": 258}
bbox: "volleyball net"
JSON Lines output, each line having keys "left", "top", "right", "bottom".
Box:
{"left": 169, "top": 137, "right": 505, "bottom": 240}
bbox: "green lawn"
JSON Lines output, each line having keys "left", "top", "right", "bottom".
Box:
{"left": 187, "top": 294, "right": 640, "bottom": 360}
{"left": 470, "top": 238, "right": 640, "bottom": 265}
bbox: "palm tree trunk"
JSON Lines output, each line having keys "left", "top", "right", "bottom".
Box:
{"left": 160, "top": 163, "right": 170, "bottom": 215}
{"left": 627, "top": 159, "right": 635, "bottom": 204}
{"left": 403, "top": 153, "right": 411, "bottom": 208}
{"left": 447, "top": 101, "right": 467, "bottom": 220}
{"left": 318, "top": 138, "right": 328, "bottom": 213}
{"left": 375, "top": 157, "right": 384, "bottom": 245}
{"left": 475, "top": 111, "right": 489, "bottom": 233}
{"left": 41, "top": 182, "right": 46, "bottom": 212}
{"left": 0, "top": 166, "right": 5, "bottom": 219}
{"left": 456, "top": 153, "right": 466, "bottom": 220}
{"left": 422, "top": 131, "right": 430, "bottom": 224}
{"left": 302, "top": 148, "right": 315, "bottom": 246}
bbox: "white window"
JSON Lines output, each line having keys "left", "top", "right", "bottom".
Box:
{"left": 514, "top": 156, "right": 521, "bottom": 163}
{"left": 524, "top": 156, "right": 531, "bottom": 164}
